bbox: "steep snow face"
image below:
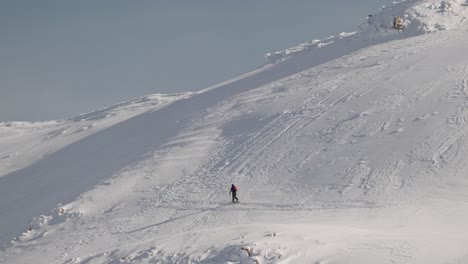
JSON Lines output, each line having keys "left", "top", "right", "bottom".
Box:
{"left": 3, "top": 2, "right": 468, "bottom": 264}
{"left": 266, "top": 0, "right": 468, "bottom": 63}
{"left": 0, "top": 93, "right": 191, "bottom": 177}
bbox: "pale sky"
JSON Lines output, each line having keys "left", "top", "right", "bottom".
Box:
{"left": 1, "top": 0, "right": 395, "bottom": 122}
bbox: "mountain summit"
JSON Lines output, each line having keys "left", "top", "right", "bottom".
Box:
{"left": 2, "top": 0, "right": 468, "bottom": 263}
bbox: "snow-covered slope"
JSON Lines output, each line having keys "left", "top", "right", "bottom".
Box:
{"left": 2, "top": 1, "right": 468, "bottom": 263}
{"left": 0, "top": 93, "right": 190, "bottom": 178}
{"left": 266, "top": 0, "right": 468, "bottom": 64}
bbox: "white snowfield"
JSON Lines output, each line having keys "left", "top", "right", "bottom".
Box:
{"left": 2, "top": 0, "right": 468, "bottom": 263}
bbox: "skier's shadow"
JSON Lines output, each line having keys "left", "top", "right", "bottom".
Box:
{"left": 127, "top": 203, "right": 231, "bottom": 234}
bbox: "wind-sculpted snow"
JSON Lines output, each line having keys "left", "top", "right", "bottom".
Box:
{"left": 68, "top": 93, "right": 192, "bottom": 122}
{"left": 0, "top": 93, "right": 189, "bottom": 178}
{"left": 3, "top": 1, "right": 468, "bottom": 263}
{"left": 266, "top": 0, "right": 468, "bottom": 64}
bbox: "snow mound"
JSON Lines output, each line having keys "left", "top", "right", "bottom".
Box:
{"left": 266, "top": 0, "right": 468, "bottom": 63}
{"left": 265, "top": 32, "right": 357, "bottom": 64}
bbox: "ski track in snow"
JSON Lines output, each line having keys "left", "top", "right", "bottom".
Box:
{"left": 3, "top": 1, "right": 468, "bottom": 263}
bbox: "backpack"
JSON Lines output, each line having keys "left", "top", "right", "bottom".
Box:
{"left": 232, "top": 185, "right": 237, "bottom": 191}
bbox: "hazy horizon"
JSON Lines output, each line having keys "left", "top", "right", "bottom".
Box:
{"left": 1, "top": 0, "right": 395, "bottom": 122}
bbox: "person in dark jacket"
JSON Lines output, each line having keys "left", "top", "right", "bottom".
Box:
{"left": 229, "top": 184, "right": 239, "bottom": 203}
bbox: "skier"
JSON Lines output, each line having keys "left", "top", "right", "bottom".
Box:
{"left": 366, "top": 14, "right": 373, "bottom": 25}
{"left": 229, "top": 184, "right": 239, "bottom": 203}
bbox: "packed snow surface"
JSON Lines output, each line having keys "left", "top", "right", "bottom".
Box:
{"left": 2, "top": 0, "right": 468, "bottom": 263}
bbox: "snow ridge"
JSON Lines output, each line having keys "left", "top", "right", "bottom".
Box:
{"left": 266, "top": 0, "right": 468, "bottom": 64}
